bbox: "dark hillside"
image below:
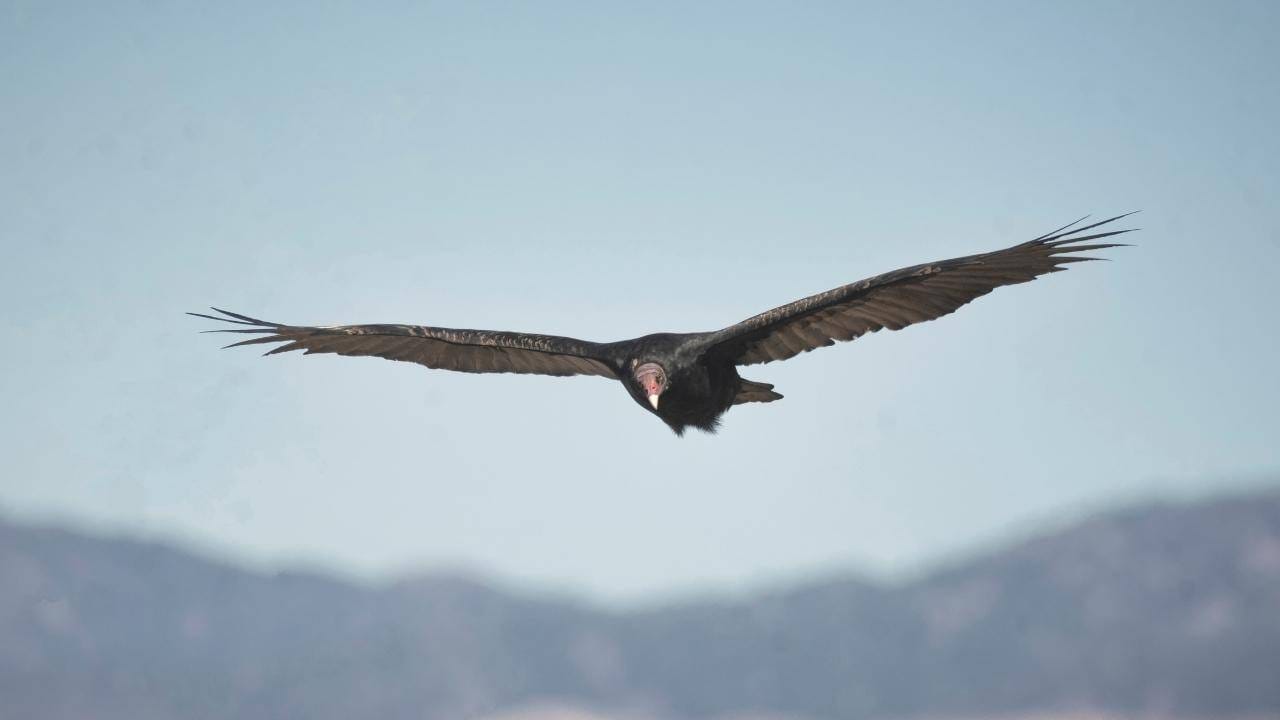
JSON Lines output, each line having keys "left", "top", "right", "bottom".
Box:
{"left": 3, "top": 489, "right": 1278, "bottom": 719}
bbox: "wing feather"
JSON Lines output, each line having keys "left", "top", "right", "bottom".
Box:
{"left": 190, "top": 309, "right": 617, "bottom": 379}
{"left": 707, "top": 213, "right": 1136, "bottom": 365}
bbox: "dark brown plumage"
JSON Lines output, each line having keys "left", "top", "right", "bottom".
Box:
{"left": 192, "top": 213, "right": 1134, "bottom": 435}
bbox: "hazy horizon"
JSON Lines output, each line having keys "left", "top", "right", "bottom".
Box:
{"left": 6, "top": 478, "right": 1278, "bottom": 604}
{"left": 4, "top": 1, "right": 1279, "bottom": 604}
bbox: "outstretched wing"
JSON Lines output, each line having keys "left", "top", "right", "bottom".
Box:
{"left": 705, "top": 213, "right": 1136, "bottom": 366}
{"left": 191, "top": 308, "right": 618, "bottom": 378}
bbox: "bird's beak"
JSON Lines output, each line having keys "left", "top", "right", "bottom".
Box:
{"left": 648, "top": 393, "right": 660, "bottom": 410}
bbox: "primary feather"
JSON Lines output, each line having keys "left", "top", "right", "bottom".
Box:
{"left": 704, "top": 212, "right": 1135, "bottom": 365}
{"left": 190, "top": 309, "right": 616, "bottom": 378}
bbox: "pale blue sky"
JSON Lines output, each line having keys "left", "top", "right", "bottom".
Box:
{"left": 2, "top": 1, "right": 1278, "bottom": 604}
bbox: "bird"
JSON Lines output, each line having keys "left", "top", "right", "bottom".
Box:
{"left": 191, "top": 213, "right": 1133, "bottom": 435}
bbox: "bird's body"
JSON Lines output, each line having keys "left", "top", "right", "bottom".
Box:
{"left": 193, "top": 213, "right": 1134, "bottom": 435}
{"left": 601, "top": 333, "right": 746, "bottom": 433}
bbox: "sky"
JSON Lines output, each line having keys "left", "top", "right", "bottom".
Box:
{"left": 2, "top": 0, "right": 1278, "bottom": 605}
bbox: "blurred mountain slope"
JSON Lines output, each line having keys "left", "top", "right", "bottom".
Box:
{"left": 2, "top": 488, "right": 1278, "bottom": 720}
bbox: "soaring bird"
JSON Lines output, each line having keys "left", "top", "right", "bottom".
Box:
{"left": 192, "top": 213, "right": 1133, "bottom": 435}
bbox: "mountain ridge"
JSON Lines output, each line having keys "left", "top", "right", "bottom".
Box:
{"left": 2, "top": 487, "right": 1279, "bottom": 720}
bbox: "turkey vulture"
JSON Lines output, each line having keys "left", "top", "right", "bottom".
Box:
{"left": 192, "top": 213, "right": 1133, "bottom": 435}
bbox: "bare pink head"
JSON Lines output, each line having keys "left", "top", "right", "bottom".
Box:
{"left": 632, "top": 362, "right": 667, "bottom": 410}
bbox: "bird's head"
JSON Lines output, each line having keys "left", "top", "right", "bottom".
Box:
{"left": 631, "top": 362, "right": 667, "bottom": 410}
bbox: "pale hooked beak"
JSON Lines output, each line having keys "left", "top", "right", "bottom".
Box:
{"left": 648, "top": 393, "right": 660, "bottom": 410}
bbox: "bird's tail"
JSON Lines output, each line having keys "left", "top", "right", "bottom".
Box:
{"left": 734, "top": 379, "right": 783, "bottom": 405}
